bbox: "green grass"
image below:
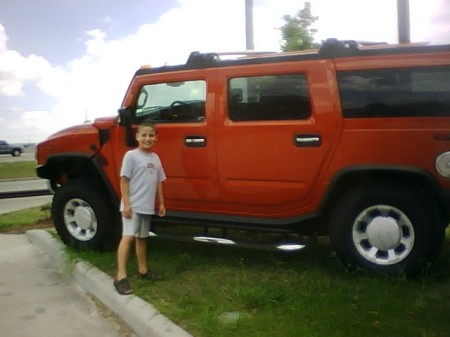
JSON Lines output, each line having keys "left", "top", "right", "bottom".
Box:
{"left": 0, "top": 161, "right": 36, "bottom": 179}
{"left": 0, "top": 160, "right": 46, "bottom": 233}
{"left": 72, "top": 229, "right": 450, "bottom": 337}
{"left": 0, "top": 160, "right": 48, "bottom": 232}
{"left": 0, "top": 205, "right": 51, "bottom": 233}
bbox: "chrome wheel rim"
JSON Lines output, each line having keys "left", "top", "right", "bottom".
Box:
{"left": 63, "top": 198, "right": 97, "bottom": 241}
{"left": 352, "top": 205, "right": 415, "bottom": 265}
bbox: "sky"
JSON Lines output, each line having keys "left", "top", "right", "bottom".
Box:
{"left": 0, "top": 0, "right": 449, "bottom": 144}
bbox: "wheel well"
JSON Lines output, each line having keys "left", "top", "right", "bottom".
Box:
{"left": 48, "top": 156, "right": 100, "bottom": 180}
{"left": 319, "top": 167, "right": 447, "bottom": 232}
{"left": 44, "top": 155, "right": 118, "bottom": 207}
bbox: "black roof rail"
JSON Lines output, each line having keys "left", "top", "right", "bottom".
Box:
{"left": 186, "top": 50, "right": 276, "bottom": 68}
{"left": 135, "top": 39, "right": 449, "bottom": 76}
{"left": 186, "top": 51, "right": 220, "bottom": 68}
{"left": 319, "top": 38, "right": 388, "bottom": 57}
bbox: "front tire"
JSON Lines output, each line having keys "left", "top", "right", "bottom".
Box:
{"left": 52, "top": 178, "right": 112, "bottom": 249}
{"left": 329, "top": 184, "right": 444, "bottom": 276}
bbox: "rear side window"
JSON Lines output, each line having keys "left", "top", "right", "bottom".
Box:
{"left": 337, "top": 66, "right": 450, "bottom": 118}
{"left": 228, "top": 74, "right": 311, "bottom": 121}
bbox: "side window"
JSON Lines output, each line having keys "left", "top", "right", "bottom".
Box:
{"left": 135, "top": 80, "right": 206, "bottom": 122}
{"left": 228, "top": 74, "right": 311, "bottom": 121}
{"left": 337, "top": 66, "right": 450, "bottom": 118}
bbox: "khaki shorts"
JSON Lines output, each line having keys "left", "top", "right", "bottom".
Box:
{"left": 121, "top": 213, "right": 151, "bottom": 238}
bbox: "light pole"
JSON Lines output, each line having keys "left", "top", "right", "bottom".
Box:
{"left": 245, "top": 0, "right": 255, "bottom": 50}
{"left": 397, "top": 0, "right": 410, "bottom": 43}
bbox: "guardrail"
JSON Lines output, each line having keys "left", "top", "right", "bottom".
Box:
{"left": 0, "top": 189, "right": 53, "bottom": 199}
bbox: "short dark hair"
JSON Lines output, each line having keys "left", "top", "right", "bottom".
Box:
{"left": 137, "top": 121, "right": 156, "bottom": 134}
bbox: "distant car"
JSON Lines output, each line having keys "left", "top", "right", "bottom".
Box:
{"left": 0, "top": 140, "right": 24, "bottom": 156}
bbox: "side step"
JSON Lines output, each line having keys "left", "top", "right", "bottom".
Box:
{"left": 148, "top": 231, "right": 306, "bottom": 252}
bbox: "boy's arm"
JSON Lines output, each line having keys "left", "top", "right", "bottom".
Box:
{"left": 157, "top": 181, "right": 166, "bottom": 217}
{"left": 120, "top": 176, "right": 132, "bottom": 219}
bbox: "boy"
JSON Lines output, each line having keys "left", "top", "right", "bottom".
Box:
{"left": 114, "top": 122, "right": 166, "bottom": 295}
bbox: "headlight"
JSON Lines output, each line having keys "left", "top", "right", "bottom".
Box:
{"left": 436, "top": 151, "right": 450, "bottom": 178}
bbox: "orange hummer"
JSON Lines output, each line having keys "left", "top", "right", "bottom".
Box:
{"left": 36, "top": 39, "right": 450, "bottom": 275}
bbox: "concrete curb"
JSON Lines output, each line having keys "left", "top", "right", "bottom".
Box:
{"left": 26, "top": 229, "right": 193, "bottom": 337}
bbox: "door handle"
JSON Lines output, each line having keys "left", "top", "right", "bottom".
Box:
{"left": 185, "top": 136, "right": 207, "bottom": 147}
{"left": 294, "top": 134, "right": 321, "bottom": 147}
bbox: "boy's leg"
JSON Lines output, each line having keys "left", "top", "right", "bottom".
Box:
{"left": 135, "top": 214, "right": 151, "bottom": 274}
{"left": 116, "top": 235, "right": 134, "bottom": 280}
{"left": 136, "top": 237, "right": 148, "bottom": 274}
{"left": 116, "top": 214, "right": 140, "bottom": 281}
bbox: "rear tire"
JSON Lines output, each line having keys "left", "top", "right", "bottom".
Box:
{"left": 52, "top": 178, "right": 112, "bottom": 249}
{"left": 329, "top": 183, "right": 444, "bottom": 276}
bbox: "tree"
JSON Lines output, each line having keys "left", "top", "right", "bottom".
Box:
{"left": 280, "top": 2, "right": 320, "bottom": 51}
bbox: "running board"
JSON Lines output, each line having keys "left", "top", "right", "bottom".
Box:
{"left": 149, "top": 232, "right": 306, "bottom": 252}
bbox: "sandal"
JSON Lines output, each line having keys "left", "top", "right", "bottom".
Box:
{"left": 114, "top": 278, "right": 133, "bottom": 295}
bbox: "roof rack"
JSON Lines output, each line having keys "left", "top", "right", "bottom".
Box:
{"left": 186, "top": 39, "right": 391, "bottom": 67}
{"left": 135, "top": 39, "right": 449, "bottom": 76}
{"left": 186, "top": 50, "right": 276, "bottom": 68}
{"left": 318, "top": 38, "right": 388, "bottom": 56}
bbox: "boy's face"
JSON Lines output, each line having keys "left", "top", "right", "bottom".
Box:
{"left": 136, "top": 126, "right": 157, "bottom": 151}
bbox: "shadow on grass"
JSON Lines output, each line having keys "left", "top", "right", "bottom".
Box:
{"left": 145, "top": 229, "right": 450, "bottom": 283}
{"left": 143, "top": 233, "right": 450, "bottom": 337}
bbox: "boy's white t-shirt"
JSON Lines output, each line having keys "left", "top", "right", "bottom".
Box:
{"left": 119, "top": 149, "right": 166, "bottom": 214}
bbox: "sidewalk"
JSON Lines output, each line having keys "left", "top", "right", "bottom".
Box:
{"left": 0, "top": 233, "right": 135, "bottom": 337}
{"left": 26, "top": 230, "right": 192, "bottom": 337}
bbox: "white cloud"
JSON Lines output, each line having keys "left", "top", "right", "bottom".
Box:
{"left": 0, "top": 24, "right": 7, "bottom": 52}
{"left": 0, "top": 23, "right": 66, "bottom": 98}
{"left": 1, "top": 0, "right": 449, "bottom": 143}
{"left": 34, "top": 0, "right": 256, "bottom": 132}
{"left": 410, "top": 0, "right": 450, "bottom": 44}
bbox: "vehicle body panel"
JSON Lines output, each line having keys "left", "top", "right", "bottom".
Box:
{"left": 117, "top": 69, "right": 222, "bottom": 212}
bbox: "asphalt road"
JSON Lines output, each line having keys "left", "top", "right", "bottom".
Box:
{"left": 0, "top": 179, "right": 49, "bottom": 193}
{"left": 0, "top": 179, "right": 52, "bottom": 215}
{"left": 0, "top": 151, "right": 35, "bottom": 162}
{"left": 0, "top": 152, "right": 52, "bottom": 214}
{"left": 0, "top": 195, "right": 53, "bottom": 215}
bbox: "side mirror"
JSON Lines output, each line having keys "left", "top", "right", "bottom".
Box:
{"left": 118, "top": 107, "right": 137, "bottom": 147}
{"left": 118, "top": 107, "right": 133, "bottom": 126}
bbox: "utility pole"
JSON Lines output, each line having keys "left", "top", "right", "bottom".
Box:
{"left": 397, "top": 0, "right": 410, "bottom": 43}
{"left": 245, "top": 0, "right": 255, "bottom": 50}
